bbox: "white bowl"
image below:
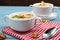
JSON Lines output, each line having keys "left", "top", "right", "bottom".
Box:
{"left": 4, "top": 12, "right": 37, "bottom": 32}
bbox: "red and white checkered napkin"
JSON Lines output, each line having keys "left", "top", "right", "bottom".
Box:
{"left": 2, "top": 21, "right": 60, "bottom": 40}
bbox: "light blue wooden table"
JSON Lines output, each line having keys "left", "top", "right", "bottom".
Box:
{"left": 0, "top": 6, "right": 60, "bottom": 40}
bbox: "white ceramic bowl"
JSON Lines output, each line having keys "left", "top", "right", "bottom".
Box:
{"left": 30, "top": 3, "right": 54, "bottom": 16}
{"left": 4, "top": 12, "right": 37, "bottom": 32}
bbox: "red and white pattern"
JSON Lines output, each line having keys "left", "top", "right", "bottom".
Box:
{"left": 2, "top": 20, "right": 60, "bottom": 40}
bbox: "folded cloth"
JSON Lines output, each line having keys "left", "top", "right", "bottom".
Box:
{"left": 2, "top": 20, "right": 60, "bottom": 40}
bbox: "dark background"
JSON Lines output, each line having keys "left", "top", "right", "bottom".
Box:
{"left": 0, "top": 0, "right": 60, "bottom": 6}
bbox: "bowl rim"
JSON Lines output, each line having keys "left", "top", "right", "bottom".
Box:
{"left": 8, "top": 12, "right": 36, "bottom": 21}
{"left": 32, "top": 3, "right": 54, "bottom": 7}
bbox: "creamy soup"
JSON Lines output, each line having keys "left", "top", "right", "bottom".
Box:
{"left": 11, "top": 13, "right": 33, "bottom": 19}
{"left": 34, "top": 1, "right": 52, "bottom": 7}
{"left": 40, "top": 1, "right": 48, "bottom": 6}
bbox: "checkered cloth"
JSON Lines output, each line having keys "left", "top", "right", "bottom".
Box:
{"left": 2, "top": 20, "right": 60, "bottom": 40}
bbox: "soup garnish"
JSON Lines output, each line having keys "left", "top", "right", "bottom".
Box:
{"left": 12, "top": 15, "right": 25, "bottom": 18}
{"left": 12, "top": 13, "right": 33, "bottom": 19}
{"left": 39, "top": 1, "right": 50, "bottom": 6}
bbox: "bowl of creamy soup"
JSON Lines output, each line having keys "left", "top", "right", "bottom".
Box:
{"left": 30, "top": 1, "right": 54, "bottom": 16}
{"left": 4, "top": 12, "right": 37, "bottom": 32}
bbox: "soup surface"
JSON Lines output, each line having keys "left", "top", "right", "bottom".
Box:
{"left": 34, "top": 1, "right": 52, "bottom": 7}
{"left": 11, "top": 13, "right": 33, "bottom": 19}
{"left": 40, "top": 1, "right": 48, "bottom": 6}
